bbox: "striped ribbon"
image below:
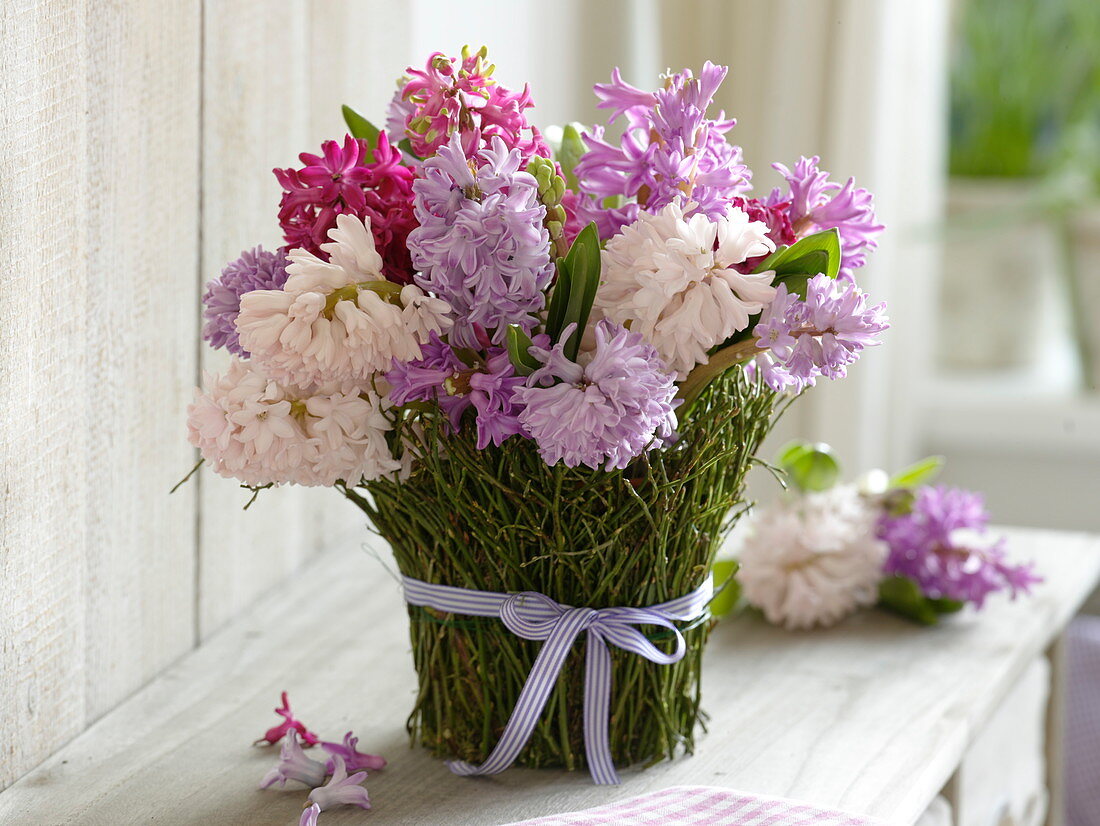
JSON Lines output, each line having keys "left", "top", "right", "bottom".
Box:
{"left": 402, "top": 574, "right": 714, "bottom": 785}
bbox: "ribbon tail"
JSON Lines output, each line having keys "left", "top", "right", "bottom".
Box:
{"left": 584, "top": 630, "right": 619, "bottom": 784}
{"left": 447, "top": 609, "right": 592, "bottom": 778}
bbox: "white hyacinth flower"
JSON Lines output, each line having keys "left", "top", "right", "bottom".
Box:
{"left": 737, "top": 485, "right": 888, "bottom": 630}
{"left": 236, "top": 213, "right": 452, "bottom": 392}
{"left": 186, "top": 359, "right": 404, "bottom": 488}
{"left": 596, "top": 202, "right": 777, "bottom": 377}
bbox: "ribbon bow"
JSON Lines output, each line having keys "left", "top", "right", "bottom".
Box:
{"left": 402, "top": 575, "right": 713, "bottom": 785}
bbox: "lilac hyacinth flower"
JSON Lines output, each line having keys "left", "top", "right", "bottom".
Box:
{"left": 305, "top": 755, "right": 371, "bottom": 816}
{"left": 202, "top": 247, "right": 290, "bottom": 356}
{"left": 300, "top": 803, "right": 322, "bottom": 826}
{"left": 752, "top": 275, "right": 888, "bottom": 393}
{"left": 878, "top": 486, "right": 1041, "bottom": 608}
{"left": 320, "top": 732, "right": 386, "bottom": 773}
{"left": 259, "top": 731, "right": 326, "bottom": 790}
{"left": 573, "top": 62, "right": 752, "bottom": 238}
{"left": 408, "top": 133, "right": 554, "bottom": 348}
{"left": 385, "top": 333, "right": 526, "bottom": 449}
{"left": 767, "top": 156, "right": 884, "bottom": 279}
{"left": 514, "top": 320, "right": 678, "bottom": 471}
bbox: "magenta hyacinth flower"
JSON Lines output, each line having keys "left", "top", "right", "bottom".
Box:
{"left": 730, "top": 196, "right": 797, "bottom": 274}
{"left": 573, "top": 62, "right": 752, "bottom": 238}
{"left": 514, "top": 320, "right": 678, "bottom": 471}
{"left": 766, "top": 155, "right": 884, "bottom": 279}
{"left": 320, "top": 731, "right": 386, "bottom": 773}
{"left": 202, "top": 247, "right": 289, "bottom": 357}
{"left": 259, "top": 731, "right": 326, "bottom": 790}
{"left": 274, "top": 133, "right": 417, "bottom": 283}
{"left": 398, "top": 49, "right": 549, "bottom": 158}
{"left": 254, "top": 692, "right": 320, "bottom": 747}
{"left": 878, "top": 486, "right": 1041, "bottom": 608}
{"left": 305, "top": 755, "right": 371, "bottom": 815}
{"left": 752, "top": 275, "right": 888, "bottom": 393}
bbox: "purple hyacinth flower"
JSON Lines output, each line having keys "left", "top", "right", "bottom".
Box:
{"left": 408, "top": 133, "right": 554, "bottom": 348}
{"left": 306, "top": 755, "right": 371, "bottom": 813}
{"left": 300, "top": 803, "right": 322, "bottom": 826}
{"left": 573, "top": 62, "right": 752, "bottom": 238}
{"left": 320, "top": 732, "right": 386, "bottom": 773}
{"left": 767, "top": 156, "right": 884, "bottom": 279}
{"left": 259, "top": 731, "right": 326, "bottom": 790}
{"left": 385, "top": 333, "right": 526, "bottom": 449}
{"left": 202, "top": 247, "right": 290, "bottom": 357}
{"left": 878, "top": 486, "right": 1042, "bottom": 608}
{"left": 514, "top": 320, "right": 678, "bottom": 470}
{"left": 752, "top": 275, "right": 888, "bottom": 393}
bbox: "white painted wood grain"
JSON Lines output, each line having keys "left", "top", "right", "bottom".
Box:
{"left": 82, "top": 0, "right": 201, "bottom": 722}
{"left": 950, "top": 658, "right": 1049, "bottom": 826}
{"left": 0, "top": 0, "right": 204, "bottom": 789}
{"left": 198, "top": 0, "right": 360, "bottom": 640}
{"left": 0, "top": 0, "right": 90, "bottom": 790}
{"left": 0, "top": 527, "right": 1094, "bottom": 825}
{"left": 308, "top": 0, "right": 412, "bottom": 145}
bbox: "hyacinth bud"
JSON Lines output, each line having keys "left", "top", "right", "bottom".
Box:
{"left": 526, "top": 156, "right": 567, "bottom": 242}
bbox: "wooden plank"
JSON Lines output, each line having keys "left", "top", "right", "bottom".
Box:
{"left": 1044, "top": 636, "right": 1067, "bottom": 826}
{"left": 82, "top": 0, "right": 201, "bottom": 722}
{"left": 0, "top": 0, "right": 89, "bottom": 789}
{"left": 198, "top": 0, "right": 355, "bottom": 639}
{"left": 308, "top": 0, "right": 412, "bottom": 146}
{"left": 1, "top": 527, "right": 1095, "bottom": 823}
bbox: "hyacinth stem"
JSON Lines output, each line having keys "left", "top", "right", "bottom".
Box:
{"left": 347, "top": 368, "right": 784, "bottom": 773}
{"left": 677, "top": 339, "right": 761, "bottom": 411}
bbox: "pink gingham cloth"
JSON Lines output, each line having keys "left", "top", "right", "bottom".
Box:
{"left": 505, "top": 786, "right": 886, "bottom": 825}
{"left": 1066, "top": 616, "right": 1100, "bottom": 826}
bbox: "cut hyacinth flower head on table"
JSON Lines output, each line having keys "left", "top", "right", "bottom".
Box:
{"left": 183, "top": 47, "right": 888, "bottom": 787}
{"left": 730, "top": 443, "right": 1041, "bottom": 631}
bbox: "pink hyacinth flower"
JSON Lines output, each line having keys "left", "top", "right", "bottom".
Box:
{"left": 254, "top": 691, "right": 321, "bottom": 747}
{"left": 307, "top": 755, "right": 371, "bottom": 813}
{"left": 259, "top": 731, "right": 326, "bottom": 790}
{"left": 321, "top": 731, "right": 386, "bottom": 773}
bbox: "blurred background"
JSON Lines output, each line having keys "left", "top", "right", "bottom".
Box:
{"left": 2, "top": 0, "right": 1098, "bottom": 802}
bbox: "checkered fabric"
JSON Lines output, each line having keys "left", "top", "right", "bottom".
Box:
{"left": 1067, "top": 616, "right": 1100, "bottom": 826}
{"left": 505, "top": 786, "right": 886, "bottom": 825}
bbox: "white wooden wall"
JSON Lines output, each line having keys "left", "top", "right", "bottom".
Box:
{"left": 0, "top": 0, "right": 946, "bottom": 790}
{"left": 0, "top": 0, "right": 395, "bottom": 790}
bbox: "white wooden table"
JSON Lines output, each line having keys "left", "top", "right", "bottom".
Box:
{"left": 1, "top": 528, "right": 1096, "bottom": 826}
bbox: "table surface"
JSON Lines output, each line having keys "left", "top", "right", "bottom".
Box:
{"left": 1, "top": 527, "right": 1097, "bottom": 826}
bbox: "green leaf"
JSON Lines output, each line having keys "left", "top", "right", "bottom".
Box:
{"left": 774, "top": 273, "right": 813, "bottom": 300}
{"left": 556, "top": 123, "right": 587, "bottom": 191}
{"left": 708, "top": 559, "right": 741, "bottom": 619}
{"left": 546, "top": 223, "right": 602, "bottom": 359}
{"left": 753, "top": 228, "right": 842, "bottom": 280}
{"left": 505, "top": 325, "right": 540, "bottom": 376}
{"left": 877, "top": 575, "right": 961, "bottom": 626}
{"left": 776, "top": 440, "right": 813, "bottom": 470}
{"left": 545, "top": 258, "right": 573, "bottom": 343}
{"left": 777, "top": 440, "right": 840, "bottom": 492}
{"left": 889, "top": 455, "right": 946, "bottom": 490}
{"left": 397, "top": 137, "right": 419, "bottom": 159}
{"left": 342, "top": 105, "right": 380, "bottom": 150}
{"left": 560, "top": 224, "right": 601, "bottom": 360}
{"left": 928, "top": 596, "right": 965, "bottom": 615}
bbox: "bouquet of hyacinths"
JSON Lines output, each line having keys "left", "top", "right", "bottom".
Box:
{"left": 186, "top": 48, "right": 887, "bottom": 783}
